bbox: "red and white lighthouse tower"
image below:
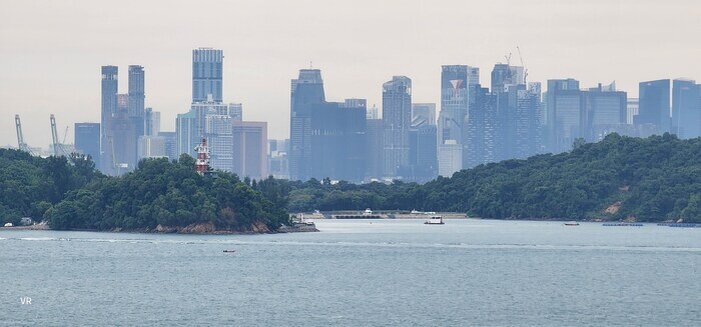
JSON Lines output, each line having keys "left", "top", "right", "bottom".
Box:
{"left": 194, "top": 138, "right": 210, "bottom": 175}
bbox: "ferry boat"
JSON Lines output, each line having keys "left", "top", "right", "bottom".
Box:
{"left": 564, "top": 221, "right": 580, "bottom": 226}
{"left": 424, "top": 216, "right": 444, "bottom": 225}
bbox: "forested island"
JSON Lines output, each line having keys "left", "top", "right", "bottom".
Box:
{"left": 2, "top": 133, "right": 701, "bottom": 230}
{"left": 0, "top": 150, "right": 289, "bottom": 233}
{"left": 252, "top": 133, "right": 701, "bottom": 222}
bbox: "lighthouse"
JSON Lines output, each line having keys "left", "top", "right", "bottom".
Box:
{"left": 194, "top": 138, "right": 210, "bottom": 175}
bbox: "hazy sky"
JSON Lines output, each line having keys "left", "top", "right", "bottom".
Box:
{"left": 1, "top": 0, "right": 700, "bottom": 147}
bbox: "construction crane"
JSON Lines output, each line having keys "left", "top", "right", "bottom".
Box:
{"left": 504, "top": 52, "right": 512, "bottom": 66}
{"left": 14, "top": 114, "right": 34, "bottom": 155}
{"left": 62, "top": 126, "right": 69, "bottom": 144}
{"left": 50, "top": 114, "right": 60, "bottom": 156}
{"left": 516, "top": 46, "right": 528, "bottom": 84}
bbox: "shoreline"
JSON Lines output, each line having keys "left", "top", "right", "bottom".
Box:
{"left": 0, "top": 222, "right": 319, "bottom": 235}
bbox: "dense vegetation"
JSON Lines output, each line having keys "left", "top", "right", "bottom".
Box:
{"left": 254, "top": 133, "right": 701, "bottom": 222}
{"left": 0, "top": 149, "right": 288, "bottom": 231}
{"left": 3, "top": 133, "right": 701, "bottom": 228}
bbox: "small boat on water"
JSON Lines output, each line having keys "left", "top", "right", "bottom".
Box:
{"left": 223, "top": 250, "right": 236, "bottom": 253}
{"left": 424, "top": 216, "right": 444, "bottom": 225}
{"left": 564, "top": 221, "right": 580, "bottom": 226}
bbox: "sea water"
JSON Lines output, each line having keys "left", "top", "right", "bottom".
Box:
{"left": 1, "top": 219, "right": 699, "bottom": 326}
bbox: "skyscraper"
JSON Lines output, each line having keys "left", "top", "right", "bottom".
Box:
{"left": 635, "top": 79, "right": 671, "bottom": 134}
{"left": 192, "top": 48, "right": 223, "bottom": 103}
{"left": 382, "top": 76, "right": 412, "bottom": 178}
{"left": 206, "top": 114, "right": 234, "bottom": 172}
{"left": 583, "top": 82, "right": 627, "bottom": 142}
{"left": 128, "top": 65, "right": 145, "bottom": 118}
{"left": 233, "top": 121, "right": 268, "bottom": 180}
{"left": 465, "top": 86, "right": 497, "bottom": 168}
{"left": 100, "top": 65, "right": 118, "bottom": 174}
{"left": 289, "top": 69, "right": 325, "bottom": 181}
{"left": 545, "top": 78, "right": 582, "bottom": 153}
{"left": 672, "top": 79, "right": 701, "bottom": 139}
{"left": 74, "top": 122, "right": 100, "bottom": 167}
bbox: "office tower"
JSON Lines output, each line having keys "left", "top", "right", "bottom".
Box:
{"left": 412, "top": 103, "right": 436, "bottom": 126}
{"left": 176, "top": 99, "right": 229, "bottom": 156}
{"left": 144, "top": 108, "right": 160, "bottom": 136}
{"left": 176, "top": 110, "right": 198, "bottom": 157}
{"left": 635, "top": 79, "right": 671, "bottom": 134}
{"left": 491, "top": 63, "right": 524, "bottom": 92}
{"left": 438, "top": 140, "right": 462, "bottom": 177}
{"left": 672, "top": 79, "right": 701, "bottom": 139}
{"left": 382, "top": 76, "right": 412, "bottom": 178}
{"left": 545, "top": 78, "right": 582, "bottom": 153}
{"left": 192, "top": 48, "right": 223, "bottom": 103}
{"left": 627, "top": 98, "right": 639, "bottom": 125}
{"left": 308, "top": 99, "right": 367, "bottom": 182}
{"left": 205, "top": 114, "right": 234, "bottom": 172}
{"left": 128, "top": 65, "right": 145, "bottom": 118}
{"left": 583, "top": 82, "right": 627, "bottom": 142}
{"left": 404, "top": 122, "right": 437, "bottom": 182}
{"left": 268, "top": 139, "right": 289, "bottom": 179}
{"left": 438, "top": 66, "right": 469, "bottom": 160}
{"left": 289, "top": 69, "right": 325, "bottom": 181}
{"left": 74, "top": 122, "right": 100, "bottom": 167}
{"left": 366, "top": 119, "right": 383, "bottom": 180}
{"left": 100, "top": 65, "right": 118, "bottom": 174}
{"left": 366, "top": 105, "right": 379, "bottom": 120}
{"left": 108, "top": 93, "right": 139, "bottom": 173}
{"left": 465, "top": 86, "right": 497, "bottom": 168}
{"left": 233, "top": 121, "right": 268, "bottom": 180}
{"left": 229, "top": 103, "right": 243, "bottom": 121}
{"left": 137, "top": 135, "right": 167, "bottom": 160}
{"left": 513, "top": 82, "right": 543, "bottom": 158}
{"left": 158, "top": 131, "right": 177, "bottom": 160}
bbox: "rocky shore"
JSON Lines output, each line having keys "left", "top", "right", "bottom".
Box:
{"left": 0, "top": 221, "right": 319, "bottom": 234}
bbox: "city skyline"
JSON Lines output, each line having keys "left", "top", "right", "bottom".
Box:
{"left": 1, "top": 0, "right": 700, "bottom": 146}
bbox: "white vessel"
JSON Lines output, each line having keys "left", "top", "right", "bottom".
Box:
{"left": 424, "top": 216, "right": 444, "bottom": 225}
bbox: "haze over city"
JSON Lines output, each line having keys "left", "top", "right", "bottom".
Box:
{"left": 1, "top": 0, "right": 699, "bottom": 146}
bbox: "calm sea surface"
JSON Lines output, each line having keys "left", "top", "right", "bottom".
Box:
{"left": 1, "top": 219, "right": 699, "bottom": 326}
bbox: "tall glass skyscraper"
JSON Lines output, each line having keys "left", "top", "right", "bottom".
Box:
{"left": 192, "top": 48, "right": 223, "bottom": 103}
{"left": 100, "top": 65, "right": 118, "bottom": 174}
{"left": 289, "top": 69, "right": 325, "bottom": 181}
{"left": 382, "top": 76, "right": 412, "bottom": 178}
{"left": 635, "top": 79, "right": 671, "bottom": 134}
{"left": 74, "top": 122, "right": 101, "bottom": 168}
{"left": 672, "top": 79, "right": 701, "bottom": 139}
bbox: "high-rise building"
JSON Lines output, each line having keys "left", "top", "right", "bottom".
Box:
{"left": 137, "top": 135, "right": 167, "bottom": 160}
{"left": 128, "top": 65, "right": 145, "bottom": 118}
{"left": 583, "top": 82, "right": 627, "bottom": 142}
{"left": 405, "top": 123, "right": 437, "bottom": 182}
{"left": 205, "top": 114, "right": 234, "bottom": 172}
{"left": 229, "top": 103, "right": 243, "bottom": 121}
{"left": 438, "top": 140, "right": 462, "bottom": 177}
{"left": 465, "top": 86, "right": 497, "bottom": 168}
{"left": 412, "top": 103, "right": 436, "bottom": 126}
{"left": 233, "top": 121, "right": 268, "bottom": 180}
{"left": 672, "top": 79, "right": 701, "bottom": 139}
{"left": 289, "top": 69, "right": 325, "bottom": 181}
{"left": 144, "top": 108, "right": 160, "bottom": 136}
{"left": 74, "top": 122, "right": 100, "bottom": 167}
{"left": 491, "top": 63, "right": 524, "bottom": 92}
{"left": 545, "top": 78, "right": 582, "bottom": 153}
{"left": 176, "top": 110, "right": 198, "bottom": 157}
{"left": 382, "top": 76, "right": 412, "bottom": 178}
{"left": 309, "top": 99, "right": 367, "bottom": 182}
{"left": 268, "top": 139, "right": 289, "bottom": 179}
{"left": 365, "top": 119, "right": 383, "bottom": 180}
{"left": 513, "top": 82, "right": 543, "bottom": 158}
{"left": 158, "top": 131, "right": 177, "bottom": 160}
{"left": 635, "top": 79, "right": 671, "bottom": 134}
{"left": 100, "top": 65, "right": 118, "bottom": 174}
{"left": 192, "top": 48, "right": 223, "bottom": 103}
{"left": 627, "top": 98, "right": 639, "bottom": 125}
